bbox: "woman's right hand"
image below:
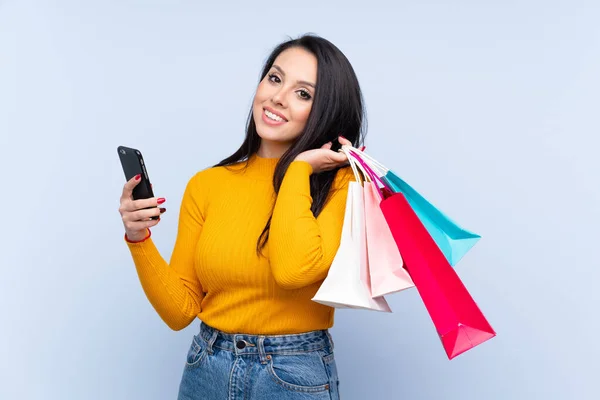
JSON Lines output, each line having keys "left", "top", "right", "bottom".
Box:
{"left": 119, "top": 174, "right": 166, "bottom": 242}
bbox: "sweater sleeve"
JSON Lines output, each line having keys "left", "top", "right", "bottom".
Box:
{"left": 269, "top": 162, "right": 353, "bottom": 290}
{"left": 125, "top": 172, "right": 206, "bottom": 330}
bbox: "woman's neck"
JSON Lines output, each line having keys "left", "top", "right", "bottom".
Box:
{"left": 256, "top": 139, "right": 292, "bottom": 159}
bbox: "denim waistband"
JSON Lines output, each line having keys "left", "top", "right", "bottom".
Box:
{"left": 198, "top": 322, "right": 334, "bottom": 358}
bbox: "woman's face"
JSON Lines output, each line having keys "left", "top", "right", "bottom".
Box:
{"left": 253, "top": 47, "right": 317, "bottom": 151}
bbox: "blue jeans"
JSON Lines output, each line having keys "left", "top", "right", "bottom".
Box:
{"left": 177, "top": 322, "right": 340, "bottom": 400}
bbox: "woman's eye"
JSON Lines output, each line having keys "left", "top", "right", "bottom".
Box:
{"left": 268, "top": 74, "right": 281, "bottom": 83}
{"left": 297, "top": 90, "right": 312, "bottom": 100}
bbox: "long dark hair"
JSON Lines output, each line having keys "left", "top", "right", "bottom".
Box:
{"left": 215, "top": 34, "right": 366, "bottom": 253}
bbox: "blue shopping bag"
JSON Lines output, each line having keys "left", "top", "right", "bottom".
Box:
{"left": 345, "top": 145, "right": 481, "bottom": 266}
{"left": 381, "top": 172, "right": 480, "bottom": 266}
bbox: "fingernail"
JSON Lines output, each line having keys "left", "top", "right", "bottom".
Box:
{"left": 159, "top": 207, "right": 166, "bottom": 213}
{"left": 360, "top": 146, "right": 366, "bottom": 151}
{"left": 339, "top": 135, "right": 346, "bottom": 140}
{"left": 157, "top": 198, "right": 166, "bottom": 204}
{"left": 135, "top": 174, "right": 141, "bottom": 180}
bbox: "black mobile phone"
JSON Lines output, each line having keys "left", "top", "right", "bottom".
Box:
{"left": 117, "top": 145, "right": 158, "bottom": 218}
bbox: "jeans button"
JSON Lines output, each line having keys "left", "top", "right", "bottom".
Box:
{"left": 236, "top": 340, "right": 246, "bottom": 350}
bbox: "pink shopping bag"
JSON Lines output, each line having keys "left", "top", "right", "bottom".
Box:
{"left": 358, "top": 167, "right": 415, "bottom": 297}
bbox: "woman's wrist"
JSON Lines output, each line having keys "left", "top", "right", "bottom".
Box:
{"left": 125, "top": 229, "right": 151, "bottom": 243}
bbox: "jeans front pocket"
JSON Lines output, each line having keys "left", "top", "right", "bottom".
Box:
{"left": 185, "top": 335, "right": 207, "bottom": 368}
{"left": 267, "top": 350, "right": 332, "bottom": 394}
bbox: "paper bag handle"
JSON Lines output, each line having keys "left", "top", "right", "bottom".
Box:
{"left": 342, "top": 146, "right": 389, "bottom": 200}
{"left": 346, "top": 147, "right": 389, "bottom": 176}
{"left": 340, "top": 146, "right": 366, "bottom": 185}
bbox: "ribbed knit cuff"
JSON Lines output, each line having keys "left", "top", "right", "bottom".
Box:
{"left": 280, "top": 161, "right": 313, "bottom": 197}
{"left": 290, "top": 160, "right": 313, "bottom": 175}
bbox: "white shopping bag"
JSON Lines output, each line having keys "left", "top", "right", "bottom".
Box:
{"left": 312, "top": 150, "right": 392, "bottom": 312}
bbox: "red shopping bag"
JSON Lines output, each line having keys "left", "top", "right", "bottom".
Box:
{"left": 380, "top": 191, "right": 496, "bottom": 359}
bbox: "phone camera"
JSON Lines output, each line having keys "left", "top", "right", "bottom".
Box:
{"left": 120, "top": 149, "right": 126, "bottom": 155}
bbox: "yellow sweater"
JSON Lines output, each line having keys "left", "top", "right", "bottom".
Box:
{"left": 126, "top": 154, "right": 353, "bottom": 334}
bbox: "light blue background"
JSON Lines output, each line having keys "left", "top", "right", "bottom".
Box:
{"left": 1, "top": 0, "right": 599, "bottom": 399}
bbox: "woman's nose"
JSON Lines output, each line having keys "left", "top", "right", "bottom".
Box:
{"left": 271, "top": 89, "right": 287, "bottom": 108}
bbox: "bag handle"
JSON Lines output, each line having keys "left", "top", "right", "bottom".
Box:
{"left": 342, "top": 146, "right": 388, "bottom": 200}
{"left": 342, "top": 146, "right": 387, "bottom": 184}
{"left": 340, "top": 146, "right": 365, "bottom": 185}
{"left": 346, "top": 147, "right": 389, "bottom": 176}
{"left": 345, "top": 149, "right": 373, "bottom": 184}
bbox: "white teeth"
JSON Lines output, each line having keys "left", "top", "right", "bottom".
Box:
{"left": 265, "top": 109, "right": 284, "bottom": 122}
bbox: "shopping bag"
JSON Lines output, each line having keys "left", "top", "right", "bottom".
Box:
{"left": 347, "top": 147, "right": 480, "bottom": 266}
{"left": 376, "top": 179, "right": 496, "bottom": 359}
{"left": 312, "top": 152, "right": 391, "bottom": 312}
{"left": 348, "top": 152, "right": 415, "bottom": 298}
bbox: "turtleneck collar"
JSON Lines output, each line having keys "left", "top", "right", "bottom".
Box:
{"left": 226, "top": 153, "right": 279, "bottom": 181}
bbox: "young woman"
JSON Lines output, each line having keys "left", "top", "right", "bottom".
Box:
{"left": 118, "top": 34, "right": 366, "bottom": 399}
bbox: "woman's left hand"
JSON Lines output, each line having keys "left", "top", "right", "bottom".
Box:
{"left": 294, "top": 136, "right": 356, "bottom": 174}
